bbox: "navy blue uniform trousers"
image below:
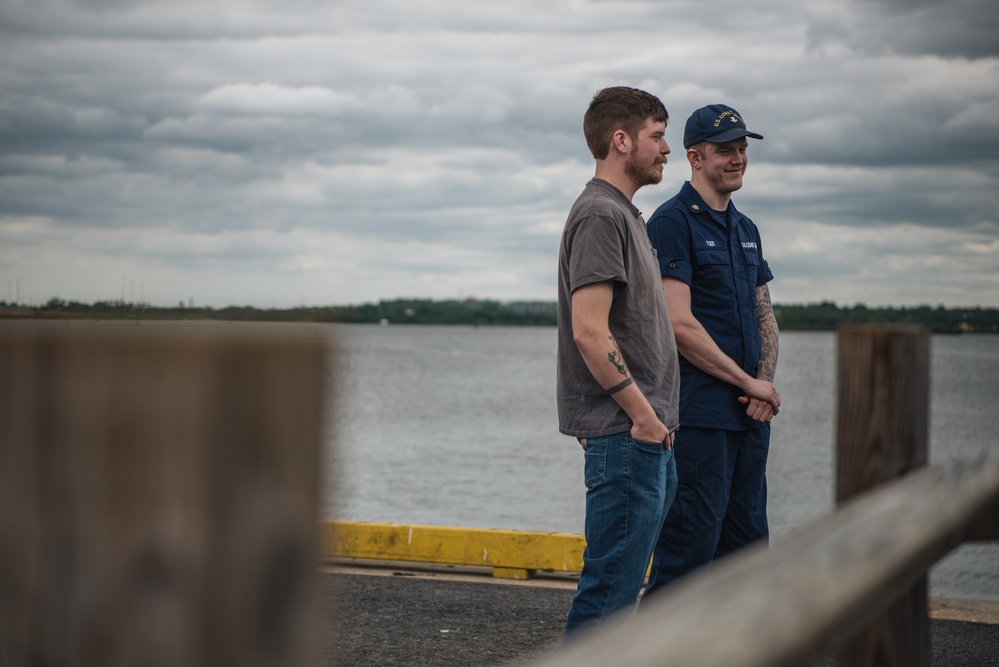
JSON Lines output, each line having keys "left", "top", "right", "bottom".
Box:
{"left": 642, "top": 424, "right": 770, "bottom": 600}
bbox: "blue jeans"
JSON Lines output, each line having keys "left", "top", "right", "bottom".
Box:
{"left": 643, "top": 425, "right": 769, "bottom": 602}
{"left": 563, "top": 431, "right": 678, "bottom": 640}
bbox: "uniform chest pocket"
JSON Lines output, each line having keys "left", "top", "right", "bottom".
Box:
{"left": 693, "top": 247, "right": 732, "bottom": 288}
{"left": 742, "top": 248, "right": 761, "bottom": 286}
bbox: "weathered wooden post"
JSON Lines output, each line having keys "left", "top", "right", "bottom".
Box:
{"left": 835, "top": 325, "right": 931, "bottom": 667}
{"left": 0, "top": 327, "right": 330, "bottom": 667}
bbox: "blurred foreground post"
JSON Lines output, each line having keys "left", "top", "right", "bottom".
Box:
{"left": 0, "top": 328, "right": 329, "bottom": 667}
{"left": 835, "top": 326, "right": 931, "bottom": 667}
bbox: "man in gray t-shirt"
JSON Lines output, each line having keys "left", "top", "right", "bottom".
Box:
{"left": 556, "top": 87, "right": 681, "bottom": 640}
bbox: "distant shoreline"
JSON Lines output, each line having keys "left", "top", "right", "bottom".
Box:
{"left": 2, "top": 298, "right": 998, "bottom": 334}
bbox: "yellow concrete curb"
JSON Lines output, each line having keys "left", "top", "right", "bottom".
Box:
{"left": 319, "top": 521, "right": 585, "bottom": 580}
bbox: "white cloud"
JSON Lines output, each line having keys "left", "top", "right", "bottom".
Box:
{"left": 198, "top": 83, "right": 356, "bottom": 115}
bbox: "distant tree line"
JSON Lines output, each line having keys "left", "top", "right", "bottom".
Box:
{"left": 771, "top": 301, "right": 998, "bottom": 334}
{"left": 2, "top": 297, "right": 998, "bottom": 333}
{"left": 1, "top": 297, "right": 559, "bottom": 327}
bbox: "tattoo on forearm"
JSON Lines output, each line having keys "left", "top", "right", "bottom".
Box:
{"left": 607, "top": 376, "right": 635, "bottom": 395}
{"left": 607, "top": 336, "right": 629, "bottom": 376}
{"left": 756, "top": 285, "right": 779, "bottom": 382}
{"left": 758, "top": 333, "right": 778, "bottom": 381}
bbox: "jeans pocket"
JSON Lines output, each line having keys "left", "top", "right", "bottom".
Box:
{"left": 631, "top": 437, "right": 664, "bottom": 452}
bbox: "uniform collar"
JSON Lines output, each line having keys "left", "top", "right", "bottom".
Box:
{"left": 678, "top": 181, "right": 740, "bottom": 227}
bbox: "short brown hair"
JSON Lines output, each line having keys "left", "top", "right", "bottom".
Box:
{"left": 687, "top": 141, "right": 708, "bottom": 158}
{"left": 583, "top": 87, "right": 669, "bottom": 160}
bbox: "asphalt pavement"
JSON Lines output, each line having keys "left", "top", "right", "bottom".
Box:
{"left": 318, "top": 565, "right": 999, "bottom": 667}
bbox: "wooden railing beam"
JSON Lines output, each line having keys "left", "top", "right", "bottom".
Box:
{"left": 532, "top": 441, "right": 999, "bottom": 667}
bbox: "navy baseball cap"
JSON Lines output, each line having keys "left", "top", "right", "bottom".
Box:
{"left": 683, "top": 104, "right": 764, "bottom": 148}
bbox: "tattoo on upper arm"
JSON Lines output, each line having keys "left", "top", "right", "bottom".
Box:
{"left": 607, "top": 336, "right": 629, "bottom": 376}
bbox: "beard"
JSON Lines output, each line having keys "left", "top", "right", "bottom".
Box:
{"left": 625, "top": 150, "right": 664, "bottom": 189}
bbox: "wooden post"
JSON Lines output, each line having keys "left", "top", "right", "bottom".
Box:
{"left": 966, "top": 495, "right": 999, "bottom": 541}
{"left": 835, "top": 326, "right": 931, "bottom": 667}
{"left": 0, "top": 328, "right": 329, "bottom": 667}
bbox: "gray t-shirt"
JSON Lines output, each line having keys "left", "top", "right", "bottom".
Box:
{"left": 556, "top": 178, "right": 680, "bottom": 437}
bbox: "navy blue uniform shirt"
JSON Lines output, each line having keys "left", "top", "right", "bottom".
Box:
{"left": 646, "top": 181, "right": 773, "bottom": 431}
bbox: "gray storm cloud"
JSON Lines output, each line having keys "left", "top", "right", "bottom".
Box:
{"left": 1, "top": 0, "right": 996, "bottom": 307}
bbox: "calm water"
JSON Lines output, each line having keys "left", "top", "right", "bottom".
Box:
{"left": 3, "top": 320, "right": 995, "bottom": 600}
{"left": 329, "top": 324, "right": 999, "bottom": 601}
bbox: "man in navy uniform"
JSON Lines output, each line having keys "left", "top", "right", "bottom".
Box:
{"left": 643, "top": 104, "right": 781, "bottom": 599}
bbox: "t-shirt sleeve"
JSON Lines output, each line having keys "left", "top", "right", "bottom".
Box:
{"left": 566, "top": 215, "right": 628, "bottom": 294}
{"left": 646, "top": 211, "right": 692, "bottom": 285}
{"left": 756, "top": 229, "right": 774, "bottom": 286}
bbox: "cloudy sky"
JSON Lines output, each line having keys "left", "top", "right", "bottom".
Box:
{"left": 1, "top": 0, "right": 997, "bottom": 309}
